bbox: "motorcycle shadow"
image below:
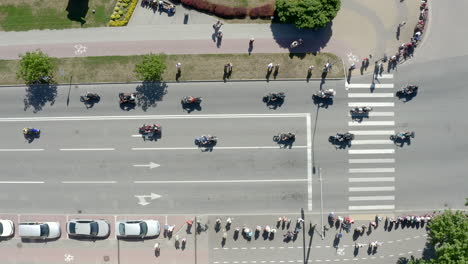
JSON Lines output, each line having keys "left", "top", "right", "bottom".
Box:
{"left": 120, "top": 102, "right": 136, "bottom": 111}
{"left": 81, "top": 97, "right": 100, "bottom": 109}
{"left": 350, "top": 114, "right": 369, "bottom": 123}
{"left": 396, "top": 92, "right": 417, "bottom": 102}
{"left": 392, "top": 138, "right": 411, "bottom": 147}
{"left": 196, "top": 142, "right": 217, "bottom": 152}
{"left": 312, "top": 96, "right": 333, "bottom": 108}
{"left": 331, "top": 141, "right": 352, "bottom": 149}
{"left": 182, "top": 103, "right": 202, "bottom": 113}
{"left": 265, "top": 100, "right": 284, "bottom": 110}
{"left": 24, "top": 134, "right": 40, "bottom": 143}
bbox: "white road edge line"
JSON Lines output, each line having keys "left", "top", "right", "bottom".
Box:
{"left": 135, "top": 179, "right": 307, "bottom": 184}
{"left": 306, "top": 113, "right": 312, "bottom": 211}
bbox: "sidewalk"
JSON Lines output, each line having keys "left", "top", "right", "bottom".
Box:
{"left": 0, "top": 1, "right": 419, "bottom": 63}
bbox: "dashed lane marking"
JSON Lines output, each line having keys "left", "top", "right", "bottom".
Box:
{"left": 135, "top": 179, "right": 306, "bottom": 184}
{"left": 59, "top": 148, "right": 115, "bottom": 151}
{"left": 132, "top": 146, "right": 307, "bottom": 151}
{"left": 0, "top": 149, "right": 44, "bottom": 152}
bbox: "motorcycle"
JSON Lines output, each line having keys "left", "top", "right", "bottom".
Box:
{"left": 119, "top": 92, "right": 136, "bottom": 104}
{"left": 22, "top": 128, "right": 40, "bottom": 137}
{"left": 396, "top": 85, "right": 418, "bottom": 96}
{"left": 328, "top": 132, "right": 354, "bottom": 143}
{"left": 139, "top": 124, "right": 162, "bottom": 134}
{"left": 390, "top": 131, "right": 415, "bottom": 141}
{"left": 290, "top": 38, "right": 303, "bottom": 48}
{"left": 263, "top": 92, "right": 285, "bottom": 103}
{"left": 273, "top": 132, "right": 295, "bottom": 142}
{"left": 312, "top": 89, "right": 336, "bottom": 99}
{"left": 350, "top": 107, "right": 372, "bottom": 115}
{"left": 195, "top": 135, "right": 217, "bottom": 146}
{"left": 80, "top": 92, "right": 100, "bottom": 102}
{"left": 181, "top": 96, "right": 202, "bottom": 104}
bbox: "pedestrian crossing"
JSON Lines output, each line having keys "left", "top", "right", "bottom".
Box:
{"left": 346, "top": 74, "right": 396, "bottom": 211}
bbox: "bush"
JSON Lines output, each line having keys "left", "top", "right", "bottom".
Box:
{"left": 249, "top": 4, "right": 274, "bottom": 18}
{"left": 17, "top": 49, "right": 55, "bottom": 85}
{"left": 276, "top": 0, "right": 341, "bottom": 29}
{"left": 134, "top": 54, "right": 167, "bottom": 82}
{"left": 108, "top": 0, "right": 138, "bottom": 27}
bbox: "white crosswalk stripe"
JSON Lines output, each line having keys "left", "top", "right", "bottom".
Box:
{"left": 346, "top": 77, "right": 396, "bottom": 211}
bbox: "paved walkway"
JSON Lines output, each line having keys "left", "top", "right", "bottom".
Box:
{"left": 0, "top": 0, "right": 420, "bottom": 66}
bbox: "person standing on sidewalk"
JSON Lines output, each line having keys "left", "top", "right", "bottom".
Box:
{"left": 176, "top": 62, "right": 182, "bottom": 73}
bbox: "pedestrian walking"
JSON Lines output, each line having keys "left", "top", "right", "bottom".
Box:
{"left": 176, "top": 62, "right": 182, "bottom": 73}
{"left": 249, "top": 37, "right": 254, "bottom": 46}
{"left": 267, "top": 62, "right": 274, "bottom": 72}
{"left": 349, "top": 63, "right": 356, "bottom": 71}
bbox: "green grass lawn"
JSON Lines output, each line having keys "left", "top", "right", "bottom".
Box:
{"left": 0, "top": 53, "right": 343, "bottom": 85}
{"left": 0, "top": 0, "right": 115, "bottom": 31}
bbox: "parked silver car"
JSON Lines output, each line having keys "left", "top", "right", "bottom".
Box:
{"left": 67, "top": 219, "right": 110, "bottom": 238}
{"left": 18, "top": 222, "right": 60, "bottom": 239}
{"left": 0, "top": 219, "right": 14, "bottom": 237}
{"left": 115, "top": 220, "right": 160, "bottom": 238}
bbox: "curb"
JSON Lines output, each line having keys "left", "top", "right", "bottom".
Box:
{"left": 0, "top": 77, "right": 345, "bottom": 88}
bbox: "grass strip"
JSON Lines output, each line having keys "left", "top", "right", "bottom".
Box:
{"left": 0, "top": 53, "right": 343, "bottom": 85}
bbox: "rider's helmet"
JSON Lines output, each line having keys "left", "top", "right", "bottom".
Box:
{"left": 22, "top": 128, "right": 28, "bottom": 134}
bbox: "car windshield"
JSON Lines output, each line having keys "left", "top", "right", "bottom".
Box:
{"left": 139, "top": 222, "right": 148, "bottom": 236}
{"left": 68, "top": 223, "right": 76, "bottom": 233}
{"left": 90, "top": 222, "right": 99, "bottom": 236}
{"left": 119, "top": 223, "right": 125, "bottom": 236}
{"left": 40, "top": 224, "right": 49, "bottom": 237}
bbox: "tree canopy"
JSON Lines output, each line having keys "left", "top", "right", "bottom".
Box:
{"left": 134, "top": 54, "right": 167, "bottom": 82}
{"left": 17, "top": 49, "right": 55, "bottom": 85}
{"left": 276, "top": 0, "right": 341, "bottom": 30}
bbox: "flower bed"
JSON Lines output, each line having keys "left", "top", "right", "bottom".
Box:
{"left": 179, "top": 0, "right": 274, "bottom": 18}
{"left": 108, "top": 0, "right": 138, "bottom": 27}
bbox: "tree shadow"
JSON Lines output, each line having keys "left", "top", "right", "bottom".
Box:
{"left": 66, "top": 0, "right": 89, "bottom": 25}
{"left": 23, "top": 84, "right": 58, "bottom": 113}
{"left": 270, "top": 23, "right": 333, "bottom": 52}
{"left": 135, "top": 82, "right": 168, "bottom": 112}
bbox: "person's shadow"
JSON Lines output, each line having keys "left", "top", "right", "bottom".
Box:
{"left": 248, "top": 43, "right": 253, "bottom": 55}
{"left": 266, "top": 69, "right": 272, "bottom": 82}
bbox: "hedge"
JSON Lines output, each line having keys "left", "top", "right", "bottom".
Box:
{"left": 109, "top": 0, "right": 139, "bottom": 27}
{"left": 180, "top": 0, "right": 274, "bottom": 18}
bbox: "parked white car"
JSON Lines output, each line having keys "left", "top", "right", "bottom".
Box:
{"left": 115, "top": 220, "right": 160, "bottom": 238}
{"left": 18, "top": 222, "right": 61, "bottom": 239}
{"left": 67, "top": 219, "right": 110, "bottom": 238}
{"left": 0, "top": 219, "right": 14, "bottom": 237}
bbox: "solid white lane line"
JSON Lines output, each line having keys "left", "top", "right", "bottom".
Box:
{"left": 349, "top": 196, "right": 395, "bottom": 201}
{"left": 346, "top": 83, "right": 394, "bottom": 89}
{"left": 348, "top": 102, "right": 394, "bottom": 107}
{"left": 348, "top": 93, "right": 394, "bottom": 98}
{"left": 349, "top": 186, "right": 395, "bottom": 192}
{"left": 59, "top": 148, "right": 115, "bottom": 151}
{"left": 349, "top": 121, "right": 395, "bottom": 126}
{"left": 306, "top": 113, "right": 313, "bottom": 211}
{"left": 62, "top": 181, "right": 117, "bottom": 184}
{"left": 349, "top": 130, "right": 395, "bottom": 135}
{"left": 0, "top": 181, "right": 44, "bottom": 184}
{"left": 0, "top": 149, "right": 44, "bottom": 152}
{"left": 132, "top": 146, "right": 307, "bottom": 150}
{"left": 349, "top": 177, "right": 395, "bottom": 182}
{"left": 349, "top": 168, "right": 395, "bottom": 173}
{"left": 352, "top": 140, "right": 393, "bottom": 145}
{"left": 0, "top": 113, "right": 307, "bottom": 122}
{"left": 348, "top": 112, "right": 394, "bottom": 117}
{"left": 135, "top": 179, "right": 307, "bottom": 184}
{"left": 349, "top": 205, "right": 395, "bottom": 210}
{"left": 350, "top": 158, "right": 395, "bottom": 164}
{"left": 349, "top": 149, "right": 395, "bottom": 154}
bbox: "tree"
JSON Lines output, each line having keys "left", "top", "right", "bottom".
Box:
{"left": 276, "top": 0, "right": 341, "bottom": 30}
{"left": 134, "top": 54, "right": 167, "bottom": 82}
{"left": 17, "top": 50, "right": 55, "bottom": 85}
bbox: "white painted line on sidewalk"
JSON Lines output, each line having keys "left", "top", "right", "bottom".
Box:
{"left": 0, "top": 149, "right": 44, "bottom": 152}
{"left": 62, "top": 181, "right": 117, "bottom": 184}
{"left": 348, "top": 102, "right": 394, "bottom": 107}
{"left": 349, "top": 196, "right": 395, "bottom": 201}
{"left": 0, "top": 113, "right": 308, "bottom": 122}
{"left": 349, "top": 205, "right": 395, "bottom": 210}
{"left": 348, "top": 112, "right": 394, "bottom": 117}
{"left": 349, "top": 168, "right": 395, "bottom": 173}
{"left": 349, "top": 177, "right": 395, "bottom": 182}
{"left": 135, "top": 179, "right": 307, "bottom": 184}
{"left": 352, "top": 140, "right": 393, "bottom": 145}
{"left": 349, "top": 130, "right": 395, "bottom": 135}
{"left": 349, "top": 186, "right": 395, "bottom": 192}
{"left": 132, "top": 146, "right": 307, "bottom": 151}
{"left": 346, "top": 83, "right": 394, "bottom": 89}
{"left": 377, "top": 74, "right": 394, "bottom": 79}
{"left": 349, "top": 149, "right": 395, "bottom": 154}
{"left": 59, "top": 148, "right": 115, "bottom": 151}
{"left": 348, "top": 93, "right": 394, "bottom": 98}
{"left": 0, "top": 181, "right": 44, "bottom": 184}
{"left": 349, "top": 121, "right": 395, "bottom": 126}
{"left": 306, "top": 113, "right": 313, "bottom": 211}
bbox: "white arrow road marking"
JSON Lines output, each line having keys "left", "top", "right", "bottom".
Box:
{"left": 135, "top": 193, "right": 162, "bottom": 206}
{"left": 133, "top": 162, "right": 160, "bottom": 169}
